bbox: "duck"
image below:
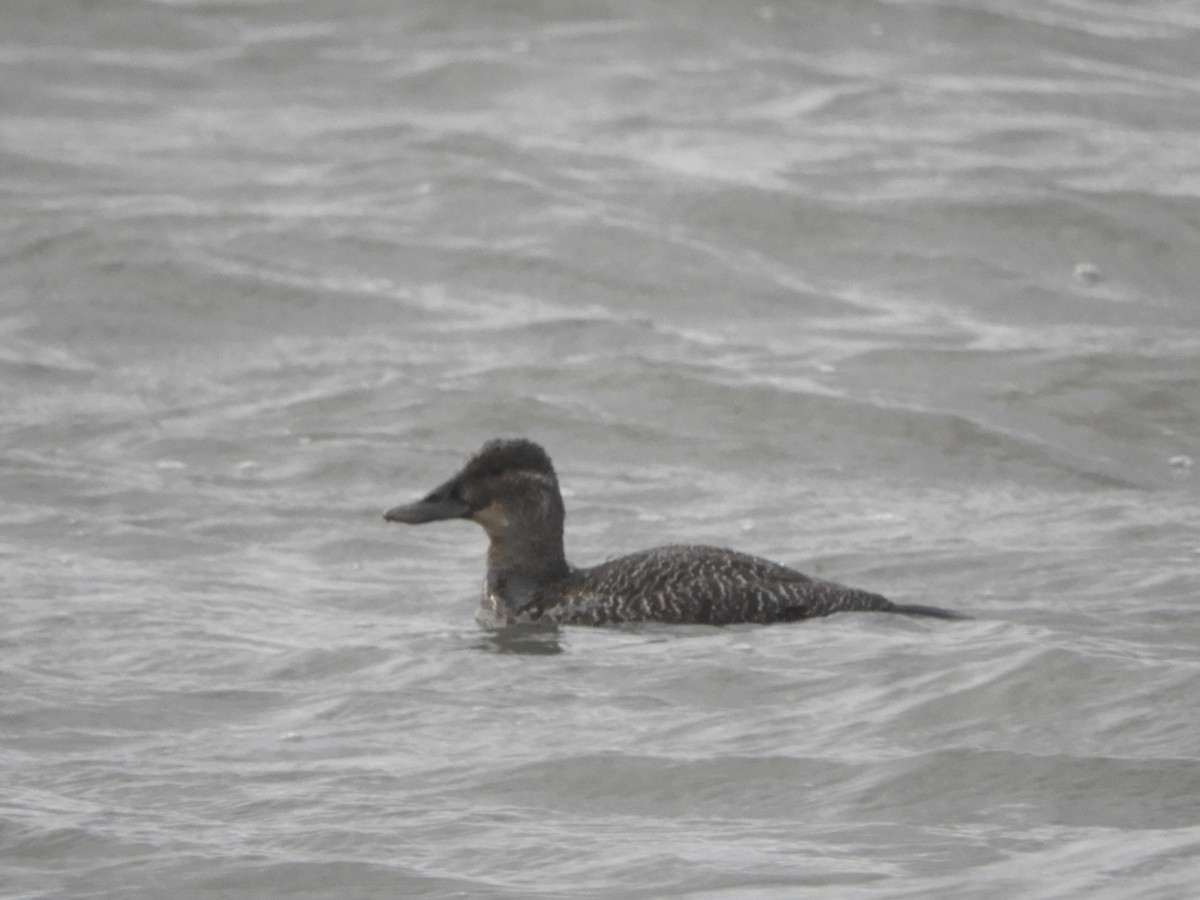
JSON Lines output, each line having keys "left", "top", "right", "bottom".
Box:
{"left": 384, "top": 438, "right": 964, "bottom": 627}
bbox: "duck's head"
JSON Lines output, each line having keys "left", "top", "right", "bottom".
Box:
{"left": 384, "top": 438, "right": 564, "bottom": 541}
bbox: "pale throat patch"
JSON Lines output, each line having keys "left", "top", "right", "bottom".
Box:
{"left": 472, "top": 500, "right": 510, "bottom": 530}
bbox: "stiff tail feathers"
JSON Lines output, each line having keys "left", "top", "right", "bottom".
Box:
{"left": 889, "top": 602, "right": 969, "bottom": 620}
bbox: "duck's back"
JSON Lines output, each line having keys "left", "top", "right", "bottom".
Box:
{"left": 520, "top": 544, "right": 894, "bottom": 626}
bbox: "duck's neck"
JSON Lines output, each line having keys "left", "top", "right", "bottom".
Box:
{"left": 485, "top": 532, "right": 571, "bottom": 614}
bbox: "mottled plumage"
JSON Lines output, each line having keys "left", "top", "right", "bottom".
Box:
{"left": 385, "top": 438, "right": 964, "bottom": 627}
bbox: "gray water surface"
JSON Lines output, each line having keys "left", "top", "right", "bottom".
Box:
{"left": 3, "top": 2, "right": 1199, "bottom": 897}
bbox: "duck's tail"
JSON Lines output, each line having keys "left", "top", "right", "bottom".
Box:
{"left": 889, "top": 602, "right": 970, "bottom": 620}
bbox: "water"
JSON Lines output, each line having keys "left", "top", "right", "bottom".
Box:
{"left": 3, "top": 1, "right": 1200, "bottom": 897}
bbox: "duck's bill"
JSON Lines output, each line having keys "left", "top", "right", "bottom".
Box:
{"left": 384, "top": 483, "right": 470, "bottom": 524}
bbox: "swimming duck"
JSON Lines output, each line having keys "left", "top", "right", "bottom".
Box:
{"left": 384, "top": 438, "right": 963, "bottom": 627}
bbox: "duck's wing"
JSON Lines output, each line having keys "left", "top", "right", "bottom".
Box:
{"left": 523, "top": 545, "right": 894, "bottom": 626}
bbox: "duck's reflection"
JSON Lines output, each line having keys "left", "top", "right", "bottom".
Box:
{"left": 471, "top": 625, "right": 563, "bottom": 656}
